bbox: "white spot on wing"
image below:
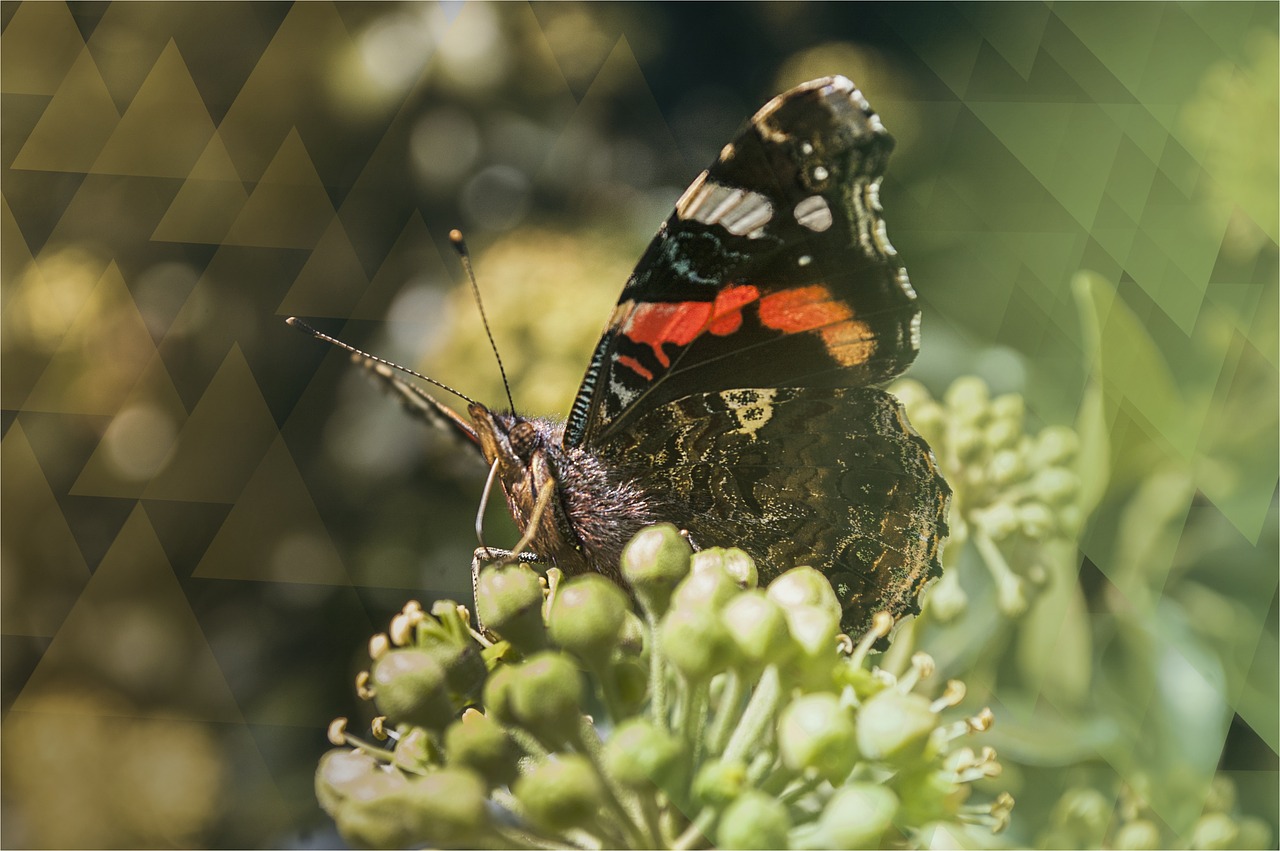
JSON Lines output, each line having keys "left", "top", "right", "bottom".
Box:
{"left": 721, "top": 388, "right": 777, "bottom": 441}
{"left": 794, "top": 195, "right": 833, "bottom": 232}
{"left": 676, "top": 176, "right": 772, "bottom": 238}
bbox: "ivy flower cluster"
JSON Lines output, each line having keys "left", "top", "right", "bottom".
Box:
{"left": 1039, "top": 775, "right": 1272, "bottom": 850}
{"left": 891, "top": 377, "right": 1083, "bottom": 620}
{"left": 317, "top": 525, "right": 1013, "bottom": 849}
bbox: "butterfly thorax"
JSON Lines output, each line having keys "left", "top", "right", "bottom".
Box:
{"left": 468, "top": 404, "right": 668, "bottom": 581}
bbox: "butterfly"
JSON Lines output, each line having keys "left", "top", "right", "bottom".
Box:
{"left": 296, "top": 76, "right": 950, "bottom": 636}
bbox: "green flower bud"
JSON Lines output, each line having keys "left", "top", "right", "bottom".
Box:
{"left": 514, "top": 754, "right": 604, "bottom": 833}
{"left": 945, "top": 376, "right": 990, "bottom": 422}
{"left": 372, "top": 648, "right": 455, "bottom": 731}
{"left": 925, "top": 568, "right": 968, "bottom": 622}
{"left": 621, "top": 524, "right": 692, "bottom": 616}
{"left": 691, "top": 546, "right": 758, "bottom": 589}
{"left": 672, "top": 560, "right": 741, "bottom": 612}
{"left": 331, "top": 771, "right": 413, "bottom": 850}
{"left": 603, "top": 718, "right": 682, "bottom": 790}
{"left": 785, "top": 603, "right": 840, "bottom": 660}
{"left": 617, "top": 610, "right": 647, "bottom": 658}
{"left": 1032, "top": 466, "right": 1079, "bottom": 506}
{"left": 475, "top": 563, "right": 546, "bottom": 653}
{"left": 1114, "top": 819, "right": 1162, "bottom": 850}
{"left": 507, "top": 651, "right": 584, "bottom": 747}
{"left": 1051, "top": 787, "right": 1111, "bottom": 837}
{"left": 548, "top": 573, "right": 629, "bottom": 669}
{"left": 856, "top": 689, "right": 937, "bottom": 764}
{"left": 1058, "top": 504, "right": 1084, "bottom": 537}
{"left": 778, "top": 692, "right": 858, "bottom": 781}
{"left": 889, "top": 379, "right": 932, "bottom": 414}
{"left": 990, "top": 393, "right": 1025, "bottom": 430}
{"left": 904, "top": 400, "right": 944, "bottom": 449}
{"left": 893, "top": 767, "right": 964, "bottom": 825}
{"left": 316, "top": 748, "right": 381, "bottom": 815}
{"left": 392, "top": 726, "right": 434, "bottom": 774}
{"left": 722, "top": 590, "right": 792, "bottom": 668}
{"left": 950, "top": 424, "right": 985, "bottom": 462}
{"left": 660, "top": 608, "right": 735, "bottom": 681}
{"left": 401, "top": 768, "right": 489, "bottom": 847}
{"left": 815, "top": 783, "right": 898, "bottom": 849}
{"left": 717, "top": 790, "right": 791, "bottom": 850}
{"left": 445, "top": 711, "right": 519, "bottom": 787}
{"left": 607, "top": 657, "right": 649, "bottom": 717}
{"left": 1016, "top": 501, "right": 1056, "bottom": 540}
{"left": 692, "top": 757, "right": 748, "bottom": 807}
{"left": 1032, "top": 425, "right": 1079, "bottom": 468}
{"left": 985, "top": 418, "right": 1021, "bottom": 451}
{"left": 766, "top": 566, "right": 841, "bottom": 620}
{"left": 482, "top": 662, "right": 517, "bottom": 725}
{"left": 1236, "top": 815, "right": 1273, "bottom": 850}
{"left": 437, "top": 641, "right": 487, "bottom": 703}
{"left": 1189, "top": 812, "right": 1239, "bottom": 850}
{"left": 987, "top": 448, "right": 1026, "bottom": 486}
{"left": 979, "top": 501, "right": 1020, "bottom": 540}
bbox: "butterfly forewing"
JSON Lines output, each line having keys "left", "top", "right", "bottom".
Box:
{"left": 565, "top": 76, "right": 920, "bottom": 450}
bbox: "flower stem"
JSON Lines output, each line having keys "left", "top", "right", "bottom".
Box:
{"left": 646, "top": 610, "right": 668, "bottom": 728}
{"left": 722, "top": 665, "right": 782, "bottom": 764}
{"left": 705, "top": 669, "right": 745, "bottom": 756}
{"left": 574, "top": 717, "right": 654, "bottom": 849}
{"left": 672, "top": 807, "right": 716, "bottom": 851}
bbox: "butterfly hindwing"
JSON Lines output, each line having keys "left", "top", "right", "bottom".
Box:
{"left": 565, "top": 76, "right": 920, "bottom": 449}
{"left": 596, "top": 386, "right": 948, "bottom": 633}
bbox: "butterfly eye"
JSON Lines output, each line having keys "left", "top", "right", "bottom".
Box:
{"left": 508, "top": 421, "right": 540, "bottom": 458}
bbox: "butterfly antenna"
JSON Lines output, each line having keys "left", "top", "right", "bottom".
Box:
{"left": 449, "top": 229, "right": 517, "bottom": 413}
{"left": 285, "top": 317, "right": 479, "bottom": 406}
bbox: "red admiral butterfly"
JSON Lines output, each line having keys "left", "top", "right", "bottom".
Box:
{"left": 295, "top": 76, "right": 949, "bottom": 636}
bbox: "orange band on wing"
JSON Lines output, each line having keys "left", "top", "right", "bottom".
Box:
{"left": 757, "top": 285, "right": 853, "bottom": 332}
{"left": 616, "top": 354, "right": 654, "bottom": 381}
{"left": 759, "top": 285, "right": 875, "bottom": 367}
{"left": 621, "top": 283, "right": 872, "bottom": 370}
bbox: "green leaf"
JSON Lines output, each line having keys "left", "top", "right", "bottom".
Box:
{"left": 1072, "top": 272, "right": 1111, "bottom": 518}
{"left": 1070, "top": 271, "right": 1191, "bottom": 476}
{"left": 1016, "top": 541, "right": 1092, "bottom": 708}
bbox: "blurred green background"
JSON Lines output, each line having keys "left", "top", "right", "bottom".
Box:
{"left": 1, "top": 2, "right": 1275, "bottom": 848}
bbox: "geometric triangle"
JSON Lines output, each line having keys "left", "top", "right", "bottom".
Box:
{"left": 22, "top": 261, "right": 157, "bottom": 415}
{"left": 56, "top": 494, "right": 138, "bottom": 572}
{"left": 0, "top": 421, "right": 91, "bottom": 637}
{"left": 349, "top": 211, "right": 447, "bottom": 320}
{"left": 964, "top": 4, "right": 1051, "bottom": 81}
{"left": 89, "top": 40, "right": 216, "bottom": 178}
{"left": 10, "top": 46, "right": 119, "bottom": 173}
{"left": 540, "top": 36, "right": 692, "bottom": 191}
{"left": 69, "top": 354, "right": 189, "bottom": 498}
{"left": 150, "top": 131, "right": 248, "bottom": 244}
{"left": 193, "top": 434, "right": 349, "bottom": 584}
{"left": 143, "top": 345, "right": 280, "bottom": 503}
{"left": 0, "top": 0, "right": 85, "bottom": 96}
{"left": 10, "top": 505, "right": 244, "bottom": 722}
{"left": 141, "top": 500, "right": 233, "bottom": 580}
{"left": 2, "top": 195, "right": 36, "bottom": 314}
{"left": 275, "top": 215, "right": 369, "bottom": 317}
{"left": 527, "top": 2, "right": 612, "bottom": 100}
{"left": 215, "top": 1, "right": 359, "bottom": 182}
{"left": 222, "top": 129, "right": 334, "bottom": 249}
